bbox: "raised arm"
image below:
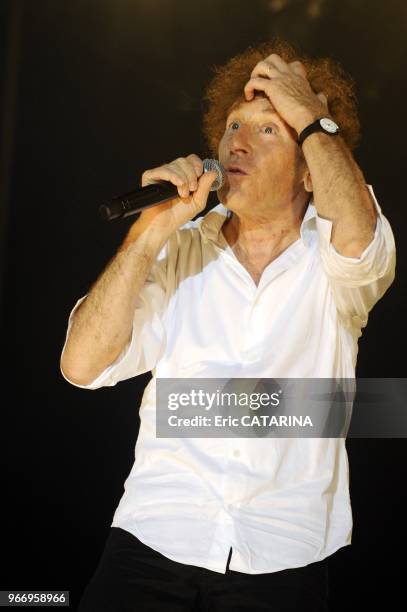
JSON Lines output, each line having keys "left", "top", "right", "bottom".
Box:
{"left": 60, "top": 155, "right": 217, "bottom": 386}
{"left": 297, "top": 124, "right": 377, "bottom": 257}
{"left": 243, "top": 53, "right": 377, "bottom": 257}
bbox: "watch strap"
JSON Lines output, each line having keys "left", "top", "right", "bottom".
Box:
{"left": 297, "top": 118, "right": 339, "bottom": 146}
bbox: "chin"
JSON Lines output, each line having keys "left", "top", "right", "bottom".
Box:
{"left": 218, "top": 187, "right": 250, "bottom": 213}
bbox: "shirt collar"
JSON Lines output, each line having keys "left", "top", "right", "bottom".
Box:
{"left": 198, "top": 204, "right": 231, "bottom": 243}
{"left": 198, "top": 200, "right": 317, "bottom": 246}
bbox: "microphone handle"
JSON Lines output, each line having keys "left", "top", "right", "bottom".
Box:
{"left": 99, "top": 181, "right": 178, "bottom": 221}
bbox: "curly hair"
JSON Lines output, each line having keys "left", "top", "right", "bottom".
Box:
{"left": 202, "top": 38, "right": 360, "bottom": 155}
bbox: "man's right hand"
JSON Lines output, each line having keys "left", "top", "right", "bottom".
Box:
{"left": 138, "top": 154, "right": 218, "bottom": 235}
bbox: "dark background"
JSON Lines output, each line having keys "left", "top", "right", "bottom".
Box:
{"left": 1, "top": 0, "right": 406, "bottom": 609}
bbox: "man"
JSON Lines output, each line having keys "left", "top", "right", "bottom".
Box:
{"left": 61, "top": 40, "right": 395, "bottom": 611}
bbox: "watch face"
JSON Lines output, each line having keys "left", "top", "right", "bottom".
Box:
{"left": 320, "top": 117, "right": 339, "bottom": 133}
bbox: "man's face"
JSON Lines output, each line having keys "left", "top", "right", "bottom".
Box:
{"left": 217, "top": 95, "right": 309, "bottom": 216}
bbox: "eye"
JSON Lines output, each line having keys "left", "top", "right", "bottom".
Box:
{"left": 262, "top": 126, "right": 273, "bottom": 134}
{"left": 229, "top": 121, "right": 240, "bottom": 130}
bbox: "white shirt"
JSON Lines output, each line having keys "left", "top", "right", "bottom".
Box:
{"left": 61, "top": 186, "right": 395, "bottom": 574}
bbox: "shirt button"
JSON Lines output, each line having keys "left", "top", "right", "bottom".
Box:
{"left": 233, "top": 449, "right": 240, "bottom": 458}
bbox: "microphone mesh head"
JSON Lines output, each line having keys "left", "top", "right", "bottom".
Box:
{"left": 203, "top": 158, "right": 225, "bottom": 191}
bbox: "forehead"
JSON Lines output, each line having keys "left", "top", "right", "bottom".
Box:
{"left": 227, "top": 94, "right": 278, "bottom": 117}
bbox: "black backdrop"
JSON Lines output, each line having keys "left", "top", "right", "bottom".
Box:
{"left": 1, "top": 1, "right": 406, "bottom": 610}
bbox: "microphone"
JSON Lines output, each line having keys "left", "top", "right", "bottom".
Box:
{"left": 99, "top": 158, "right": 225, "bottom": 221}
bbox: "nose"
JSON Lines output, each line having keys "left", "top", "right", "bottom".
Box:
{"left": 229, "top": 125, "right": 251, "bottom": 156}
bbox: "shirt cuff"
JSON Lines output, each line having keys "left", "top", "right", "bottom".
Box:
{"left": 315, "top": 185, "right": 395, "bottom": 286}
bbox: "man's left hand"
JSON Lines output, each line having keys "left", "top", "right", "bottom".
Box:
{"left": 244, "top": 54, "right": 329, "bottom": 135}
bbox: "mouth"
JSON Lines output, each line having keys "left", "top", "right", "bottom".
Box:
{"left": 226, "top": 165, "right": 248, "bottom": 176}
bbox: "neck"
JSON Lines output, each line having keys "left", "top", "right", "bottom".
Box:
{"left": 222, "top": 196, "right": 310, "bottom": 265}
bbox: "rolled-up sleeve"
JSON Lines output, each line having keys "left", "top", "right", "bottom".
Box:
{"left": 316, "top": 185, "right": 396, "bottom": 324}
{"left": 60, "top": 241, "right": 170, "bottom": 390}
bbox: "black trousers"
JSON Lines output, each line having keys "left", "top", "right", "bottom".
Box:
{"left": 78, "top": 527, "right": 330, "bottom": 612}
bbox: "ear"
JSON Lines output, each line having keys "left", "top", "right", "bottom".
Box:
{"left": 303, "top": 169, "right": 313, "bottom": 193}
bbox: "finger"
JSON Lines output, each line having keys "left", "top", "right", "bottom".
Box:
{"left": 263, "top": 53, "right": 291, "bottom": 73}
{"left": 142, "top": 166, "right": 185, "bottom": 189}
{"left": 192, "top": 170, "right": 218, "bottom": 208}
{"left": 289, "top": 60, "right": 307, "bottom": 78}
{"left": 186, "top": 153, "right": 204, "bottom": 177}
{"left": 244, "top": 76, "right": 273, "bottom": 100}
{"left": 250, "top": 60, "right": 282, "bottom": 81}
{"left": 172, "top": 157, "right": 200, "bottom": 193}
{"left": 317, "top": 92, "right": 328, "bottom": 108}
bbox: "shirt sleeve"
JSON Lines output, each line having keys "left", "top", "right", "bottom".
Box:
{"left": 315, "top": 185, "right": 396, "bottom": 326}
{"left": 60, "top": 240, "right": 170, "bottom": 390}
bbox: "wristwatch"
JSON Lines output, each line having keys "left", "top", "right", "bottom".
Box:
{"left": 297, "top": 117, "right": 340, "bottom": 146}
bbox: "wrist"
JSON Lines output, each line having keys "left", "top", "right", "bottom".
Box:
{"left": 297, "top": 116, "right": 340, "bottom": 147}
{"left": 293, "top": 111, "right": 321, "bottom": 136}
{"left": 293, "top": 105, "right": 335, "bottom": 136}
{"left": 120, "top": 218, "right": 170, "bottom": 254}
